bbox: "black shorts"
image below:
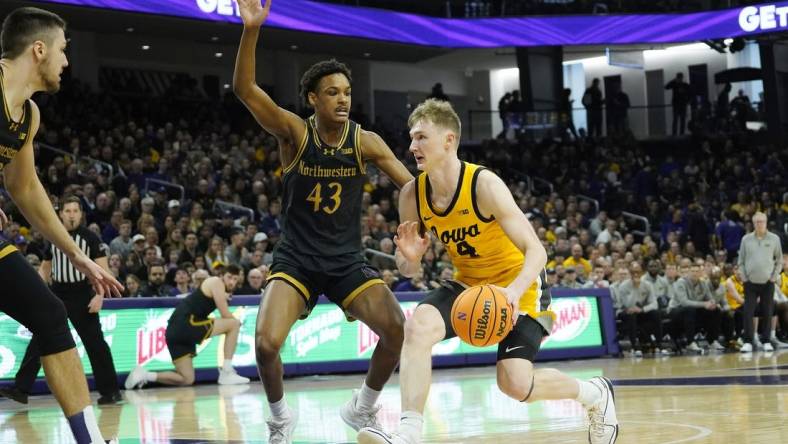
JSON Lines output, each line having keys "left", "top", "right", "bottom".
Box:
{"left": 165, "top": 314, "right": 214, "bottom": 361}
{"left": 0, "top": 244, "right": 75, "bottom": 355}
{"left": 419, "top": 281, "right": 547, "bottom": 362}
{"left": 267, "top": 244, "right": 385, "bottom": 318}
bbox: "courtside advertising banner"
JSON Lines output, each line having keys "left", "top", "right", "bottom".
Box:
{"left": 0, "top": 297, "right": 603, "bottom": 378}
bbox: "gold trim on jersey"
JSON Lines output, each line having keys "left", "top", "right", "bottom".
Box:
{"left": 283, "top": 122, "right": 310, "bottom": 175}
{"left": 353, "top": 124, "right": 366, "bottom": 175}
{"left": 0, "top": 244, "right": 18, "bottom": 261}
{"left": 268, "top": 272, "right": 312, "bottom": 301}
{"left": 189, "top": 315, "right": 215, "bottom": 342}
{"left": 308, "top": 115, "right": 350, "bottom": 156}
{"left": 423, "top": 161, "right": 466, "bottom": 217}
{"left": 341, "top": 278, "right": 385, "bottom": 309}
{"left": 0, "top": 68, "right": 25, "bottom": 126}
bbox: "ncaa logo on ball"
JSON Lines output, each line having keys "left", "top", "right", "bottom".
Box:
{"left": 550, "top": 298, "right": 592, "bottom": 342}
{"left": 457, "top": 312, "right": 467, "bottom": 321}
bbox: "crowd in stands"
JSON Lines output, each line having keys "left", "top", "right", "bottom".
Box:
{"left": 1, "top": 73, "right": 787, "bottom": 356}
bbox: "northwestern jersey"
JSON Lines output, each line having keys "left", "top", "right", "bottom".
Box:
{"left": 278, "top": 115, "right": 366, "bottom": 256}
{"left": 170, "top": 285, "right": 218, "bottom": 323}
{"left": 416, "top": 161, "right": 553, "bottom": 330}
{"left": 0, "top": 67, "right": 33, "bottom": 172}
{"left": 0, "top": 67, "right": 33, "bottom": 254}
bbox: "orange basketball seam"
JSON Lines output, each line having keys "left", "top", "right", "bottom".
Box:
{"left": 483, "top": 285, "right": 497, "bottom": 347}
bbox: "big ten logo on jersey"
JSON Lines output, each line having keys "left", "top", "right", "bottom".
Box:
{"left": 135, "top": 309, "right": 174, "bottom": 366}
{"left": 431, "top": 224, "right": 481, "bottom": 257}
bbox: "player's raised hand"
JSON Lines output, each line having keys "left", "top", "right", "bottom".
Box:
{"left": 70, "top": 252, "right": 124, "bottom": 298}
{"left": 394, "top": 221, "right": 430, "bottom": 262}
{"left": 237, "top": 0, "right": 271, "bottom": 28}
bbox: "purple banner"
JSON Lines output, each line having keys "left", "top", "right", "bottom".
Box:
{"left": 30, "top": 0, "right": 788, "bottom": 48}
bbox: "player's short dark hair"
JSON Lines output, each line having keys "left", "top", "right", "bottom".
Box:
{"left": 1, "top": 7, "right": 66, "bottom": 59}
{"left": 299, "top": 59, "right": 352, "bottom": 107}
{"left": 222, "top": 264, "right": 242, "bottom": 276}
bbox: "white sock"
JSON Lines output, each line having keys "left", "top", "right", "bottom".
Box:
{"left": 144, "top": 371, "right": 157, "bottom": 382}
{"left": 223, "top": 359, "right": 234, "bottom": 372}
{"left": 82, "top": 405, "right": 104, "bottom": 444}
{"left": 399, "top": 411, "right": 423, "bottom": 441}
{"left": 575, "top": 379, "right": 601, "bottom": 407}
{"left": 355, "top": 382, "right": 381, "bottom": 411}
{"left": 770, "top": 330, "right": 778, "bottom": 340}
{"left": 269, "top": 398, "right": 290, "bottom": 420}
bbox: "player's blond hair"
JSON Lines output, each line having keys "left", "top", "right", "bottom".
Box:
{"left": 408, "top": 99, "right": 462, "bottom": 142}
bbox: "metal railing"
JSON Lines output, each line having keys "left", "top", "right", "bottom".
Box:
{"left": 467, "top": 102, "right": 765, "bottom": 141}
{"left": 37, "top": 142, "right": 114, "bottom": 178}
{"left": 365, "top": 248, "right": 395, "bottom": 261}
{"left": 530, "top": 176, "right": 554, "bottom": 195}
{"left": 621, "top": 211, "right": 651, "bottom": 239}
{"left": 144, "top": 178, "right": 185, "bottom": 202}
{"left": 214, "top": 200, "right": 254, "bottom": 222}
{"left": 577, "top": 194, "right": 600, "bottom": 215}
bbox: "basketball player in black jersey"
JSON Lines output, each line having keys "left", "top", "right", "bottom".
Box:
{"left": 235, "top": 1, "right": 413, "bottom": 442}
{"left": 124, "top": 264, "right": 250, "bottom": 389}
{"left": 0, "top": 7, "right": 122, "bottom": 444}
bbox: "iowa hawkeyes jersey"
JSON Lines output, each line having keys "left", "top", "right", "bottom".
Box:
{"left": 725, "top": 275, "right": 744, "bottom": 310}
{"left": 416, "top": 161, "right": 553, "bottom": 330}
{"left": 278, "top": 115, "right": 366, "bottom": 256}
{"left": 0, "top": 68, "right": 33, "bottom": 172}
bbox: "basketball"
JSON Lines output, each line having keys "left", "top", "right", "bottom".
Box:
{"left": 451, "top": 285, "right": 513, "bottom": 347}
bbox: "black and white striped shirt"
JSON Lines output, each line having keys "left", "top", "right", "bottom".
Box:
{"left": 44, "top": 227, "right": 108, "bottom": 288}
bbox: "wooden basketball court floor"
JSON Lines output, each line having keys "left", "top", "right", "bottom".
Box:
{"left": 1, "top": 351, "right": 787, "bottom": 443}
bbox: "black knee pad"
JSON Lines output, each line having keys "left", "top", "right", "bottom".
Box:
{"left": 30, "top": 293, "right": 75, "bottom": 356}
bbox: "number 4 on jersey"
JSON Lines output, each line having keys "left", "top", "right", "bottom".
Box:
{"left": 456, "top": 240, "right": 479, "bottom": 258}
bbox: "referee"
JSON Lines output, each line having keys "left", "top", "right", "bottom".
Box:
{"left": 1, "top": 196, "right": 121, "bottom": 404}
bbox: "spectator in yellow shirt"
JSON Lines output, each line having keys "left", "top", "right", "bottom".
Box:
{"left": 563, "top": 243, "right": 592, "bottom": 275}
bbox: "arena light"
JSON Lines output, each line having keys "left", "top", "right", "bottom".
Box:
{"left": 33, "top": 0, "right": 788, "bottom": 48}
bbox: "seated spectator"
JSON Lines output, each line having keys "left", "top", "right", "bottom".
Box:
{"left": 224, "top": 227, "right": 249, "bottom": 267}
{"left": 235, "top": 266, "right": 267, "bottom": 295}
{"left": 563, "top": 243, "right": 592, "bottom": 275}
{"left": 141, "top": 262, "right": 176, "bottom": 297}
{"left": 171, "top": 268, "right": 192, "bottom": 296}
{"left": 668, "top": 263, "right": 724, "bottom": 352}
{"left": 394, "top": 267, "right": 429, "bottom": 292}
{"left": 125, "top": 274, "right": 143, "bottom": 298}
{"left": 615, "top": 262, "right": 661, "bottom": 354}
{"left": 192, "top": 269, "right": 211, "bottom": 289}
{"left": 370, "top": 238, "right": 396, "bottom": 271}
{"left": 377, "top": 269, "right": 395, "bottom": 290}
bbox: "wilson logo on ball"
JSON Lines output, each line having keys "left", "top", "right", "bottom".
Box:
{"left": 451, "top": 285, "right": 513, "bottom": 347}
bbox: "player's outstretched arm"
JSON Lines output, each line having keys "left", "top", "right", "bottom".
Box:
{"left": 233, "top": 0, "right": 304, "bottom": 141}
{"left": 360, "top": 130, "right": 414, "bottom": 189}
{"left": 4, "top": 103, "right": 122, "bottom": 297}
{"left": 476, "top": 169, "right": 547, "bottom": 308}
{"left": 394, "top": 180, "right": 429, "bottom": 278}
